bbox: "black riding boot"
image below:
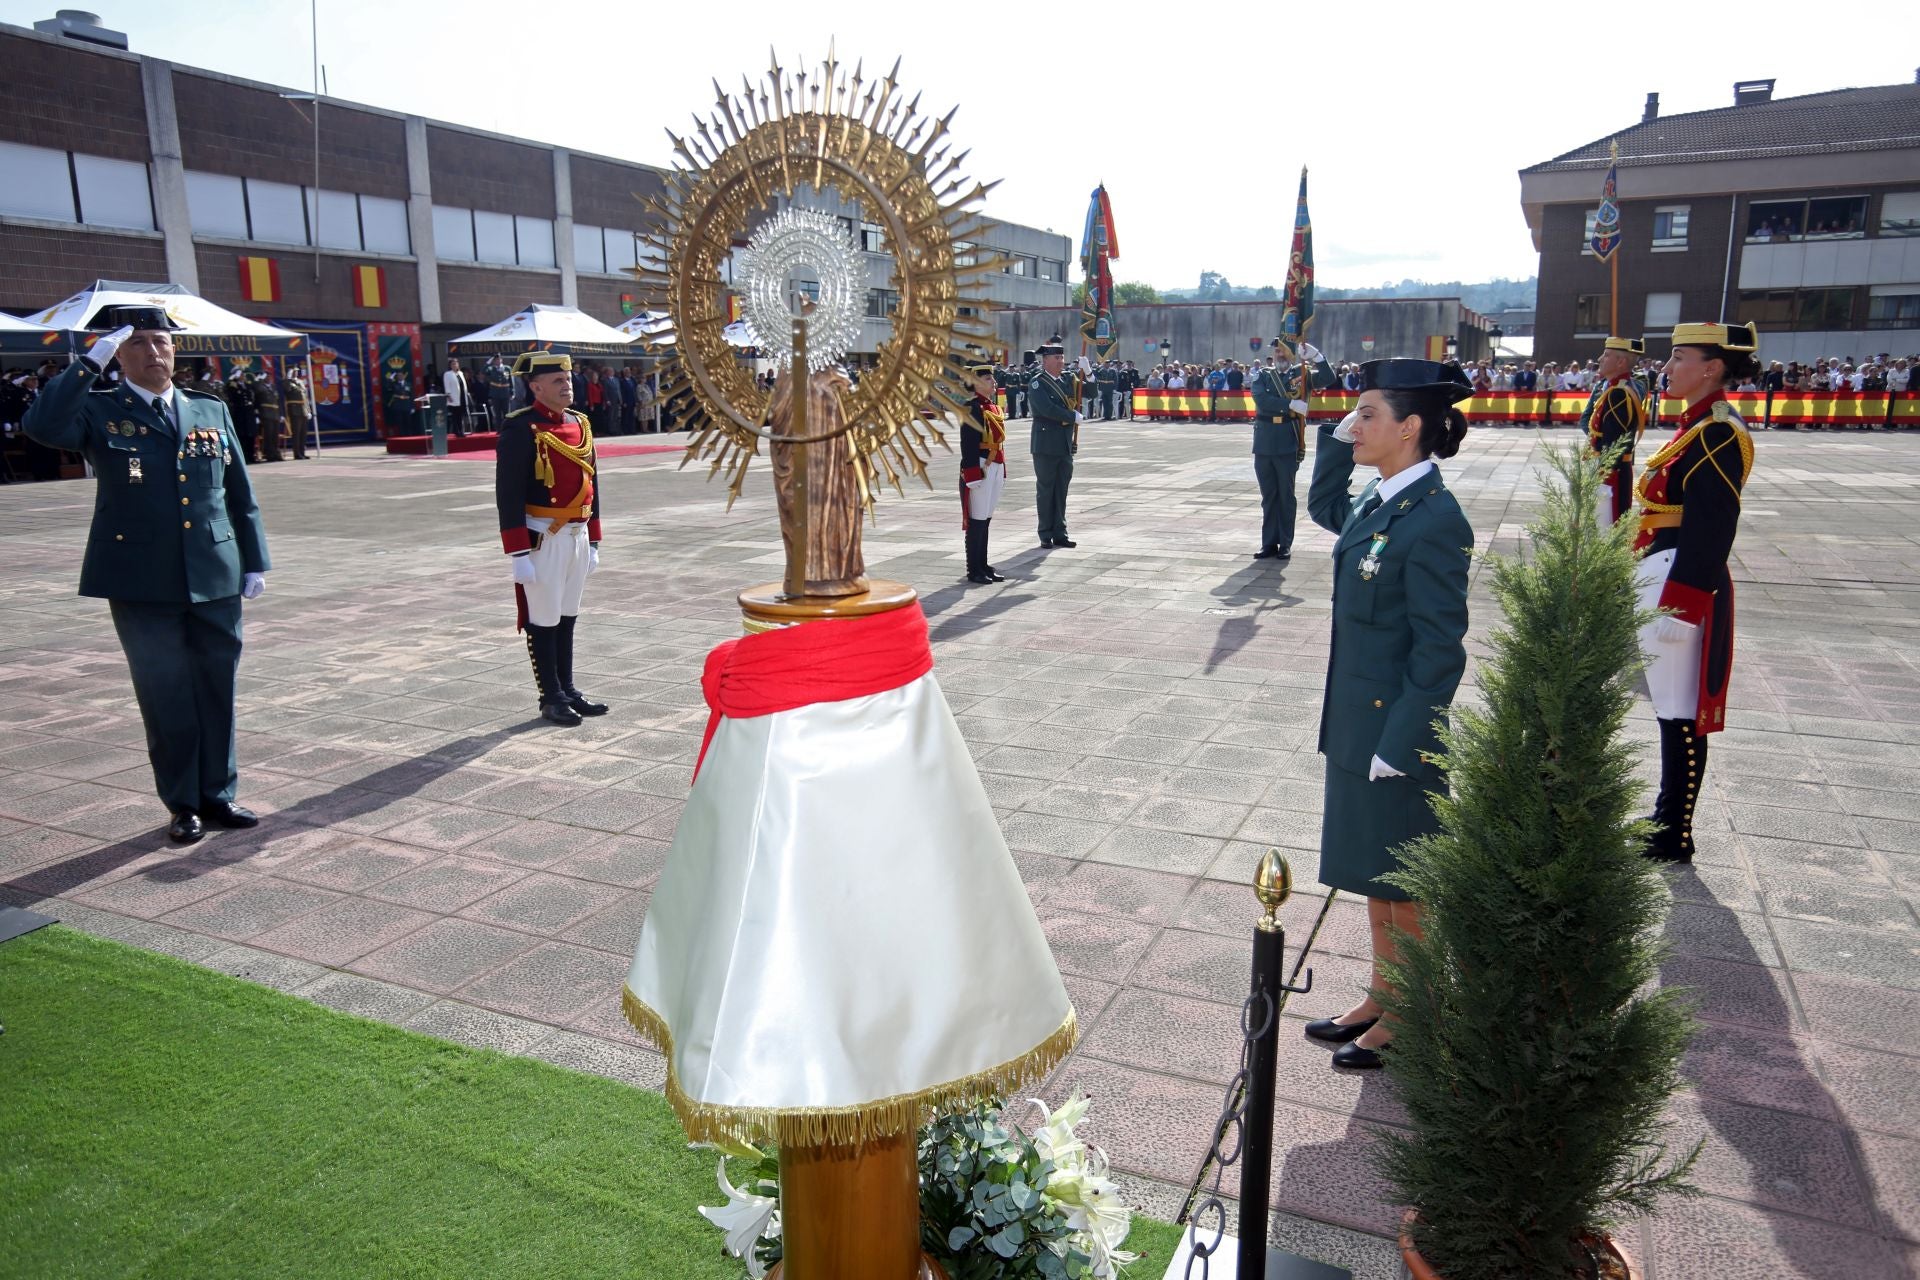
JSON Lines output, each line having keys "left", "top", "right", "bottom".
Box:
{"left": 556, "top": 615, "right": 608, "bottom": 716}
{"left": 977, "top": 517, "right": 1001, "bottom": 580}
{"left": 525, "top": 624, "right": 581, "bottom": 726}
{"left": 1643, "top": 717, "right": 1704, "bottom": 863}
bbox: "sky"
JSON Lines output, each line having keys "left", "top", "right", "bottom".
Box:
{"left": 7, "top": 0, "right": 1915, "bottom": 291}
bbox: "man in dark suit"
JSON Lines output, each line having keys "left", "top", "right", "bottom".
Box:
{"left": 24, "top": 307, "right": 271, "bottom": 843}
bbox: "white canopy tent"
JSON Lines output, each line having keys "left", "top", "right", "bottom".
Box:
{"left": 615, "top": 310, "right": 674, "bottom": 345}
{"left": 447, "top": 304, "right": 637, "bottom": 357}
{"left": 0, "top": 311, "right": 77, "bottom": 356}
{"left": 28, "top": 280, "right": 307, "bottom": 355}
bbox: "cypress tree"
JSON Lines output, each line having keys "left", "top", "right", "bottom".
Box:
{"left": 1379, "top": 445, "right": 1699, "bottom": 1278}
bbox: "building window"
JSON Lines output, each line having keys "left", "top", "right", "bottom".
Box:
{"left": 1867, "top": 288, "right": 1920, "bottom": 328}
{"left": 1736, "top": 287, "right": 1857, "bottom": 331}
{"left": 574, "top": 221, "right": 605, "bottom": 273}
{"left": 433, "top": 204, "right": 475, "bottom": 260}
{"left": 1581, "top": 208, "right": 1599, "bottom": 255}
{"left": 516, "top": 215, "right": 556, "bottom": 268}
{"left": 605, "top": 228, "right": 639, "bottom": 273}
{"left": 72, "top": 154, "right": 154, "bottom": 231}
{"left": 838, "top": 216, "right": 856, "bottom": 240}
{"left": 184, "top": 170, "right": 248, "bottom": 239}
{"left": 1005, "top": 254, "right": 1036, "bottom": 278}
{"left": 1806, "top": 196, "right": 1867, "bottom": 238}
{"left": 473, "top": 210, "right": 516, "bottom": 265}
{"left": 360, "top": 195, "right": 410, "bottom": 254}
{"left": 953, "top": 240, "right": 976, "bottom": 267}
{"left": 1735, "top": 289, "right": 1795, "bottom": 331}
{"left": 1573, "top": 293, "right": 1608, "bottom": 334}
{"left": 1746, "top": 195, "right": 1869, "bottom": 242}
{"left": 1038, "top": 258, "right": 1065, "bottom": 282}
{"left": 866, "top": 288, "right": 899, "bottom": 318}
{"left": 858, "top": 220, "right": 887, "bottom": 254}
{"left": 1651, "top": 206, "right": 1689, "bottom": 251}
{"left": 305, "top": 187, "right": 362, "bottom": 251}
{"left": 0, "top": 141, "right": 77, "bottom": 222}
{"left": 1879, "top": 192, "right": 1920, "bottom": 238}
{"left": 248, "top": 179, "right": 309, "bottom": 247}
{"left": 1643, "top": 291, "right": 1682, "bottom": 332}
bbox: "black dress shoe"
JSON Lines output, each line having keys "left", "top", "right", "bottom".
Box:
{"left": 201, "top": 802, "right": 259, "bottom": 829}
{"left": 1040, "top": 538, "right": 1055, "bottom": 548}
{"left": 1253, "top": 547, "right": 1279, "bottom": 560}
{"left": 1053, "top": 537, "right": 1076, "bottom": 548}
{"left": 1274, "top": 548, "right": 1291, "bottom": 559}
{"left": 540, "top": 699, "right": 583, "bottom": 726}
{"left": 967, "top": 571, "right": 995, "bottom": 584}
{"left": 566, "top": 691, "right": 610, "bottom": 717}
{"left": 1331, "top": 1041, "right": 1387, "bottom": 1070}
{"left": 168, "top": 811, "right": 205, "bottom": 844}
{"left": 985, "top": 567, "right": 1005, "bottom": 582}
{"left": 1304, "top": 1016, "right": 1377, "bottom": 1045}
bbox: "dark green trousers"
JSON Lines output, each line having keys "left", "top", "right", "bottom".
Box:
{"left": 109, "top": 597, "right": 244, "bottom": 814}
{"left": 1254, "top": 452, "right": 1300, "bottom": 553}
{"left": 1033, "top": 453, "right": 1074, "bottom": 542}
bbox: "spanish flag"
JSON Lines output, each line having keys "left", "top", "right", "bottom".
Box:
{"left": 352, "top": 264, "right": 387, "bottom": 309}
{"left": 238, "top": 255, "right": 280, "bottom": 303}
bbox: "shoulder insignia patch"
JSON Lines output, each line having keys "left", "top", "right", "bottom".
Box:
{"left": 1711, "top": 400, "right": 1734, "bottom": 424}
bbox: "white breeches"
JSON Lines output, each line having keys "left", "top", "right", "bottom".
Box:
{"left": 967, "top": 461, "right": 1006, "bottom": 521}
{"left": 1635, "top": 548, "right": 1702, "bottom": 719}
{"left": 524, "top": 517, "right": 591, "bottom": 626}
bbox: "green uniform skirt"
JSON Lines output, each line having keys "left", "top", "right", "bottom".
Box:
{"left": 1317, "top": 759, "right": 1444, "bottom": 903}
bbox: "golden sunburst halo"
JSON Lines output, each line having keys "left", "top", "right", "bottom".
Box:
{"left": 633, "top": 46, "right": 1005, "bottom": 517}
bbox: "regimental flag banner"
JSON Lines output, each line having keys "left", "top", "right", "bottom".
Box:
{"left": 1280, "top": 168, "right": 1314, "bottom": 346}
{"left": 1590, "top": 148, "right": 1622, "bottom": 261}
{"left": 238, "top": 255, "right": 281, "bottom": 304}
{"left": 1079, "top": 185, "right": 1120, "bottom": 362}
{"left": 352, "top": 264, "right": 387, "bottom": 309}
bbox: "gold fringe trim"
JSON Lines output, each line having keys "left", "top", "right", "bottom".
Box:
{"left": 622, "top": 984, "right": 1079, "bottom": 1148}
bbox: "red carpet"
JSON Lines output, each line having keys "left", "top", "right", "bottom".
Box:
{"left": 385, "top": 432, "right": 684, "bottom": 460}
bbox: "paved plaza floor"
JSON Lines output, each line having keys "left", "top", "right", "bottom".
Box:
{"left": 2, "top": 418, "right": 1916, "bottom": 1279}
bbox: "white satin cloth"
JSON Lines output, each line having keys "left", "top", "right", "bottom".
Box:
{"left": 1635, "top": 548, "right": 1702, "bottom": 719}
{"left": 626, "top": 671, "right": 1072, "bottom": 1119}
{"left": 967, "top": 461, "right": 1006, "bottom": 521}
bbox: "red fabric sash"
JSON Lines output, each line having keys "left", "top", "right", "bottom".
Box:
{"left": 692, "top": 601, "right": 934, "bottom": 780}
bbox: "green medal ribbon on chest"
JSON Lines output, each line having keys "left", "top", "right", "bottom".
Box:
{"left": 1359, "top": 532, "right": 1388, "bottom": 581}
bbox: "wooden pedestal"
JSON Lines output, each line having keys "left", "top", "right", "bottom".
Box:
{"left": 738, "top": 579, "right": 919, "bottom": 629}
{"left": 767, "top": 1131, "right": 948, "bottom": 1280}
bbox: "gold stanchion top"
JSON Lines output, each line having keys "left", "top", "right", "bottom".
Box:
{"left": 1253, "top": 848, "right": 1291, "bottom": 934}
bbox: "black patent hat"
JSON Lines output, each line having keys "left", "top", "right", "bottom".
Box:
{"left": 95, "top": 304, "right": 182, "bottom": 332}
{"left": 1358, "top": 358, "right": 1473, "bottom": 405}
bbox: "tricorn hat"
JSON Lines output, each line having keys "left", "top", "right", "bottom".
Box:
{"left": 95, "top": 304, "right": 182, "bottom": 332}
{"left": 1036, "top": 341, "right": 1065, "bottom": 356}
{"left": 1358, "top": 358, "right": 1474, "bottom": 404}
{"left": 1603, "top": 337, "right": 1646, "bottom": 355}
{"left": 966, "top": 363, "right": 996, "bottom": 378}
{"left": 1670, "top": 320, "right": 1759, "bottom": 353}
{"left": 511, "top": 350, "right": 573, "bottom": 378}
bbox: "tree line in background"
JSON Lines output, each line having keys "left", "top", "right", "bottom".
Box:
{"left": 1071, "top": 274, "right": 1537, "bottom": 315}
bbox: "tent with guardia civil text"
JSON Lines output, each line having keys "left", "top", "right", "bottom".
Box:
{"left": 28, "top": 281, "right": 306, "bottom": 356}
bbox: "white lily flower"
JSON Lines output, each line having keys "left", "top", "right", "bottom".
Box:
{"left": 696, "top": 1157, "right": 779, "bottom": 1276}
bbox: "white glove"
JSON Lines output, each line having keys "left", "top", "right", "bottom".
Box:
{"left": 588, "top": 543, "right": 601, "bottom": 572}
{"left": 1649, "top": 614, "right": 1697, "bottom": 644}
{"left": 1289, "top": 399, "right": 1311, "bottom": 416}
{"left": 1300, "top": 342, "right": 1323, "bottom": 364}
{"left": 86, "top": 324, "right": 134, "bottom": 369}
{"left": 1077, "top": 356, "right": 1093, "bottom": 375}
{"left": 511, "top": 554, "right": 537, "bottom": 586}
{"left": 241, "top": 572, "right": 266, "bottom": 600}
{"left": 1368, "top": 754, "right": 1407, "bottom": 781}
{"left": 1073, "top": 412, "right": 1085, "bottom": 426}
{"left": 1332, "top": 410, "right": 1360, "bottom": 444}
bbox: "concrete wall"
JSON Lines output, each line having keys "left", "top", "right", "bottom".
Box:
{"left": 995, "top": 298, "right": 1487, "bottom": 366}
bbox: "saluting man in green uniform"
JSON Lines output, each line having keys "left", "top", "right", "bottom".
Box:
{"left": 24, "top": 307, "right": 271, "bottom": 845}
{"left": 1027, "top": 338, "right": 1081, "bottom": 548}
{"left": 1247, "top": 338, "right": 1336, "bottom": 560}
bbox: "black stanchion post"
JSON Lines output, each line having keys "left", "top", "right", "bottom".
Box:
{"left": 1238, "top": 851, "right": 1290, "bottom": 1280}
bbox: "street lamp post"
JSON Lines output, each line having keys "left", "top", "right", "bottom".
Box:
{"left": 1444, "top": 335, "right": 1459, "bottom": 362}
{"left": 1489, "top": 325, "right": 1505, "bottom": 361}
{"left": 1159, "top": 338, "right": 1171, "bottom": 366}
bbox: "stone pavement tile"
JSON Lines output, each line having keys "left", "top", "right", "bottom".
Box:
{"left": 1836, "top": 786, "right": 1920, "bottom": 824}
{"left": 621, "top": 804, "right": 686, "bottom": 841}
{"left": 1158, "top": 765, "right": 1271, "bottom": 805}
{"left": 463, "top": 776, "right": 600, "bottom": 818}
{"left": 247, "top": 895, "right": 436, "bottom": 967}
{"left": 1815, "top": 1041, "right": 1920, "bottom": 1142}
{"left": 545, "top": 835, "right": 672, "bottom": 889}
{"left": 1771, "top": 916, "right": 1920, "bottom": 992}
{"left": 1034, "top": 903, "right": 1159, "bottom": 982}
{"left": 69, "top": 860, "right": 253, "bottom": 920}
{"left": 352, "top": 916, "right": 540, "bottom": 994}
{"left": 1094, "top": 733, "right": 1197, "bottom": 766}
{"left": 56, "top": 795, "right": 176, "bottom": 842}
{"left": 295, "top": 971, "right": 438, "bottom": 1024}
{"left": 460, "top": 872, "right": 628, "bottom": 935}
{"left": 1647, "top": 1195, "right": 1905, "bottom": 1280}
{"left": 1132, "top": 795, "right": 1250, "bottom": 839}
{"left": 1187, "top": 742, "right": 1292, "bottom": 776}
{"left": 1255, "top": 776, "right": 1325, "bottom": 815}
{"left": 1234, "top": 806, "right": 1323, "bottom": 854}
{"left": 525, "top": 1028, "right": 668, "bottom": 1089}
{"left": 1883, "top": 850, "right": 1920, "bottom": 893}
{"left": 566, "top": 982, "right": 651, "bottom": 1048}
{"left": 458, "top": 940, "right": 625, "bottom": 1023}
{"left": 1049, "top": 860, "right": 1195, "bottom": 927}
{"left": 157, "top": 878, "right": 342, "bottom": 942}
{"left": 1078, "top": 987, "right": 1243, "bottom": 1085}
{"left": 545, "top": 786, "right": 679, "bottom": 835}
{"left": 1663, "top": 900, "right": 1785, "bottom": 968}
{"left": 976, "top": 744, "right": 1079, "bottom": 781}
{"left": 1717, "top": 776, "right": 1846, "bottom": 813}
{"left": 1666, "top": 862, "right": 1763, "bottom": 912}
{"left": 1009, "top": 850, "right": 1077, "bottom": 909}
{"left": 1727, "top": 802, "right": 1864, "bottom": 850}
{"left": 1261, "top": 1104, "right": 1403, "bottom": 1237}
{"left": 1680, "top": 1022, "right": 1840, "bottom": 1121}
{"left": 1061, "top": 756, "right": 1176, "bottom": 794}
{"left": 1667, "top": 1094, "right": 1875, "bottom": 1231}
{"left": 1271, "top": 1015, "right": 1408, "bottom": 1128}
{"left": 0, "top": 779, "right": 129, "bottom": 824}
{"left": 1855, "top": 1130, "right": 1920, "bottom": 1243}
{"left": 1019, "top": 782, "right": 1144, "bottom": 825}
{"left": 402, "top": 1000, "right": 556, "bottom": 1055}
{"left": 1761, "top": 876, "right": 1918, "bottom": 933}
{"left": 1060, "top": 974, "right": 1119, "bottom": 1026}
{"left": 1042, "top": 1055, "right": 1225, "bottom": 1188}
{"left": 1791, "top": 973, "right": 1920, "bottom": 1056}
{"left": 998, "top": 811, "right": 1112, "bottom": 859}
{"left": 363, "top": 854, "right": 528, "bottom": 913}
{"left": 1087, "top": 825, "right": 1224, "bottom": 876}
{"left": 374, "top": 804, "right": 523, "bottom": 853}
{"left": 0, "top": 825, "right": 100, "bottom": 877}
{"left": 1133, "top": 927, "right": 1260, "bottom": 1004}
{"left": 1741, "top": 832, "right": 1892, "bottom": 886}
{"left": 1857, "top": 817, "right": 1920, "bottom": 856}
{"left": 973, "top": 772, "right": 1049, "bottom": 810}
{"left": 1205, "top": 839, "right": 1310, "bottom": 886}
{"left": 37, "top": 746, "right": 149, "bottom": 782}
{"left": 558, "top": 888, "right": 650, "bottom": 955}
{"left": 200, "top": 943, "right": 330, "bottom": 993}
{"left": 540, "top": 750, "right": 654, "bottom": 787}
{"left": 276, "top": 837, "right": 435, "bottom": 892}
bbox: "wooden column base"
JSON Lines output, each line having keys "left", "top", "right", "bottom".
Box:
{"left": 739, "top": 579, "right": 918, "bottom": 630}
{"left": 766, "top": 1131, "right": 949, "bottom": 1280}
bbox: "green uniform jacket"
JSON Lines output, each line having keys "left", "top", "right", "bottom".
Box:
{"left": 1248, "top": 359, "right": 1336, "bottom": 455}
{"left": 1028, "top": 369, "right": 1078, "bottom": 457}
{"left": 1307, "top": 425, "right": 1472, "bottom": 783}
{"left": 23, "top": 361, "right": 270, "bottom": 603}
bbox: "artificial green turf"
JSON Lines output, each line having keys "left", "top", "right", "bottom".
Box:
{"left": 0, "top": 926, "right": 1188, "bottom": 1279}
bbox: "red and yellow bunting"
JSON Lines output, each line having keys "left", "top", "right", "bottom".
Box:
{"left": 352, "top": 264, "right": 387, "bottom": 309}
{"left": 237, "top": 255, "right": 280, "bottom": 303}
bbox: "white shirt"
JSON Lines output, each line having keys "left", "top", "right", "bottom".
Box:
{"left": 1375, "top": 458, "right": 1435, "bottom": 505}
{"left": 443, "top": 368, "right": 469, "bottom": 406}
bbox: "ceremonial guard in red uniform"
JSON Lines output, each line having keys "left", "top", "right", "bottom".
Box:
{"left": 960, "top": 363, "right": 1007, "bottom": 584}
{"left": 1580, "top": 336, "right": 1649, "bottom": 527}
{"left": 1632, "top": 321, "right": 1759, "bottom": 862}
{"left": 495, "top": 351, "right": 608, "bottom": 726}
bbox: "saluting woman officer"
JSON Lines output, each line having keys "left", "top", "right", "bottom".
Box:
{"left": 1302, "top": 359, "right": 1475, "bottom": 1070}
{"left": 1633, "top": 321, "right": 1759, "bottom": 863}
